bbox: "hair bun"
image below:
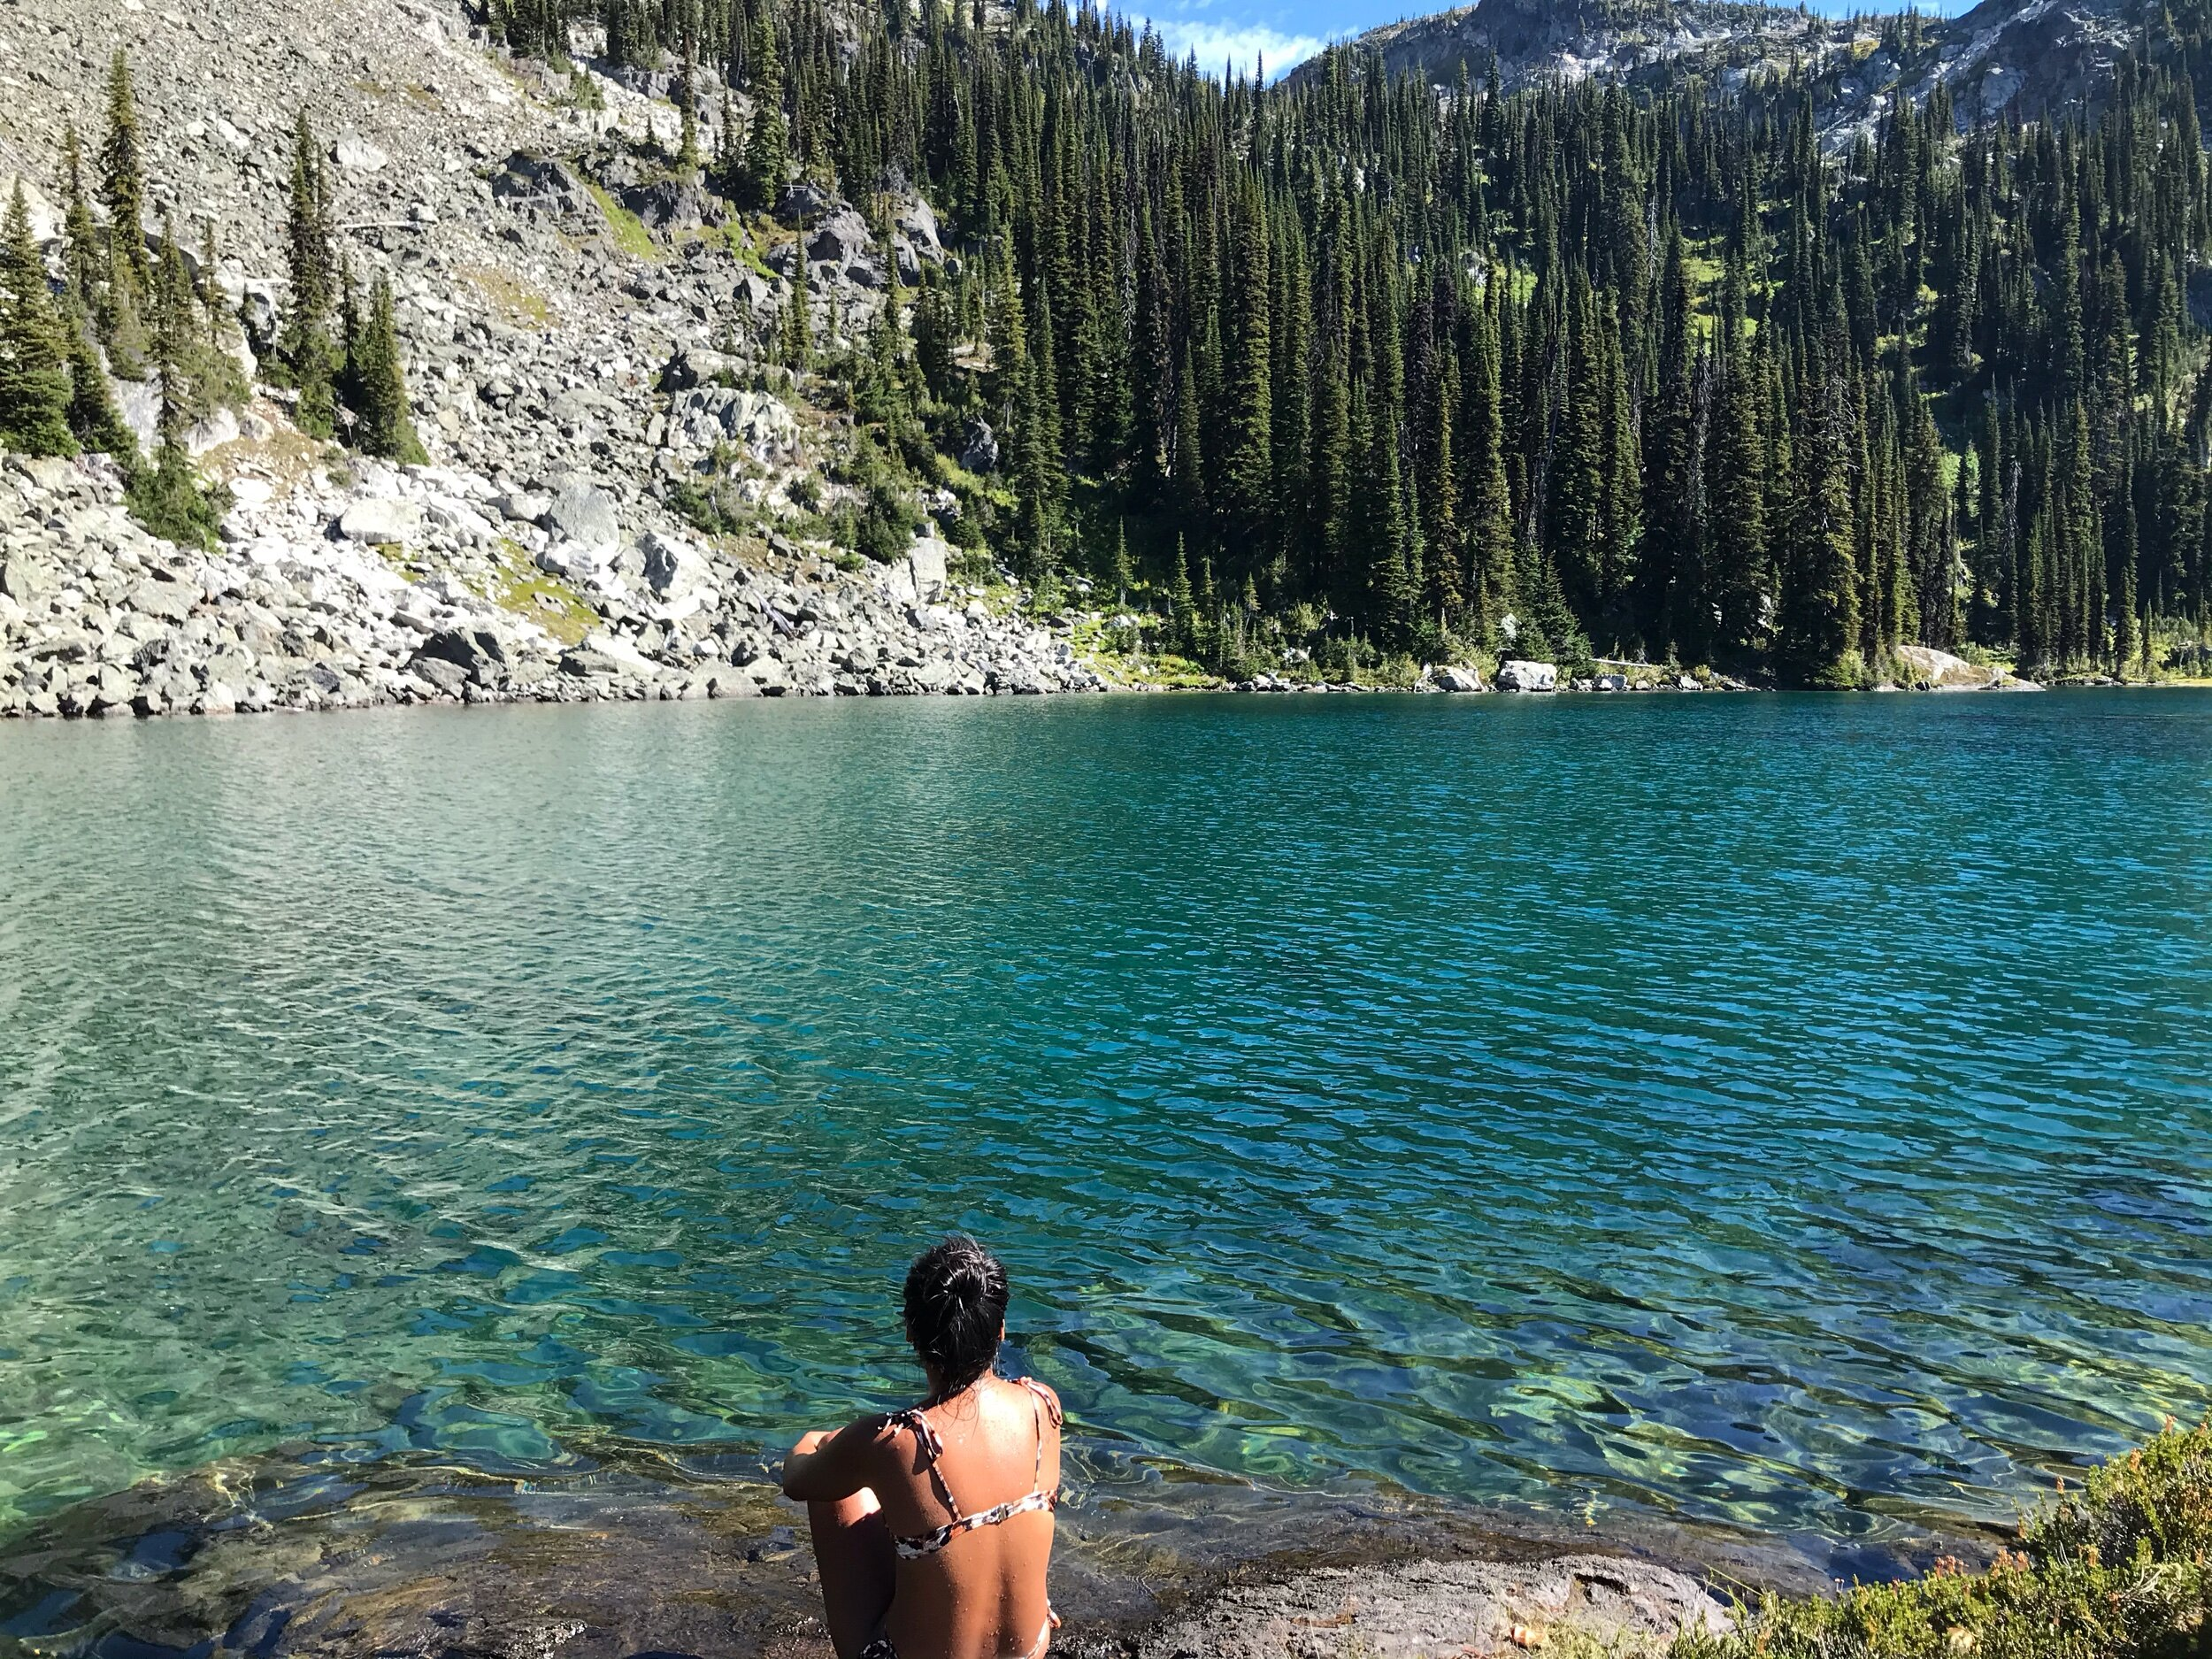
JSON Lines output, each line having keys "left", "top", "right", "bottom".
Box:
{"left": 902, "top": 1236, "right": 1010, "bottom": 1391}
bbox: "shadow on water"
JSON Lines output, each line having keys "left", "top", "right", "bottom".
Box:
{"left": 0, "top": 1438, "right": 1991, "bottom": 1659}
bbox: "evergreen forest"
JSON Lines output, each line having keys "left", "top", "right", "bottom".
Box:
{"left": 511, "top": 0, "right": 2212, "bottom": 683}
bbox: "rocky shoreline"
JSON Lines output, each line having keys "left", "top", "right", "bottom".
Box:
{"left": 0, "top": 449, "right": 1103, "bottom": 720}
{"left": 0, "top": 436, "right": 2043, "bottom": 725}
{"left": 0, "top": 1446, "right": 1882, "bottom": 1659}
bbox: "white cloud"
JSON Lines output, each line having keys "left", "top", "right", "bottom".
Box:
{"left": 1142, "top": 17, "right": 1334, "bottom": 79}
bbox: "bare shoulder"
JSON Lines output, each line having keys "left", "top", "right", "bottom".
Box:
{"left": 857, "top": 1409, "right": 918, "bottom": 1452}
{"left": 1017, "top": 1376, "right": 1064, "bottom": 1426}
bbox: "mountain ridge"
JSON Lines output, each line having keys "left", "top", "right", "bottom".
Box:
{"left": 1286, "top": 0, "right": 2154, "bottom": 141}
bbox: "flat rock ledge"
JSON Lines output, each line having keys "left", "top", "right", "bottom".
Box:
{"left": 1134, "top": 1554, "right": 1731, "bottom": 1659}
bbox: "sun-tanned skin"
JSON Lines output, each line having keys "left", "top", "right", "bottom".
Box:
{"left": 783, "top": 1333, "right": 1062, "bottom": 1659}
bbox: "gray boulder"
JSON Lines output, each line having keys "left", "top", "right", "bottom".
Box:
{"left": 640, "top": 530, "right": 705, "bottom": 598}
{"left": 490, "top": 152, "right": 594, "bottom": 219}
{"left": 660, "top": 344, "right": 742, "bottom": 392}
{"left": 546, "top": 477, "right": 620, "bottom": 552}
{"left": 1, "top": 556, "right": 55, "bottom": 603}
{"left": 415, "top": 627, "right": 509, "bottom": 685}
{"left": 338, "top": 500, "right": 423, "bottom": 545}
{"left": 1496, "top": 659, "right": 1558, "bottom": 693}
{"left": 958, "top": 417, "right": 999, "bottom": 474}
{"left": 330, "top": 131, "right": 389, "bottom": 172}
{"left": 807, "top": 207, "right": 872, "bottom": 265}
{"left": 908, "top": 537, "right": 952, "bottom": 605}
{"left": 1432, "top": 665, "right": 1483, "bottom": 693}
{"left": 127, "top": 579, "right": 195, "bottom": 623}
{"left": 773, "top": 180, "right": 834, "bottom": 227}
{"left": 236, "top": 280, "right": 282, "bottom": 357}
{"left": 409, "top": 655, "right": 469, "bottom": 695}
{"left": 893, "top": 194, "right": 943, "bottom": 257}
{"left": 620, "top": 179, "right": 705, "bottom": 231}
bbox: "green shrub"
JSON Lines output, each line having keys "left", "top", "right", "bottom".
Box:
{"left": 667, "top": 477, "right": 749, "bottom": 537}
{"left": 125, "top": 443, "right": 230, "bottom": 551}
{"left": 1675, "top": 1424, "right": 2212, "bottom": 1659}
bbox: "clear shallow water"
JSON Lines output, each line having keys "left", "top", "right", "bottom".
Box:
{"left": 0, "top": 692, "right": 2206, "bottom": 1550}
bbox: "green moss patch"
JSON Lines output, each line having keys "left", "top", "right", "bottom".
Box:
{"left": 486, "top": 541, "right": 598, "bottom": 647}
{"left": 583, "top": 179, "right": 661, "bottom": 262}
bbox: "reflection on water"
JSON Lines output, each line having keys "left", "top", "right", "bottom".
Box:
{"left": 0, "top": 692, "right": 2207, "bottom": 1554}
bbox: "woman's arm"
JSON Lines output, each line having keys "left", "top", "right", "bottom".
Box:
{"left": 780, "top": 1417, "right": 892, "bottom": 1502}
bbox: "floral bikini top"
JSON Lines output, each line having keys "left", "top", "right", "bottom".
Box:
{"left": 885, "top": 1375, "right": 1063, "bottom": 1560}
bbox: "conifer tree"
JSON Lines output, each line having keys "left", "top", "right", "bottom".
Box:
{"left": 1421, "top": 338, "right": 1463, "bottom": 631}
{"left": 280, "top": 111, "right": 339, "bottom": 437}
{"left": 1643, "top": 226, "right": 1701, "bottom": 662}
{"left": 680, "top": 19, "right": 701, "bottom": 173}
{"left": 1012, "top": 278, "right": 1064, "bottom": 573}
{"left": 1464, "top": 289, "right": 1513, "bottom": 630}
{"left": 0, "top": 182, "right": 78, "bottom": 458}
{"left": 742, "top": 14, "right": 787, "bottom": 210}
{"left": 59, "top": 124, "right": 101, "bottom": 318}
{"left": 118, "top": 221, "right": 226, "bottom": 549}
{"left": 97, "top": 241, "right": 150, "bottom": 382}
{"left": 783, "top": 246, "right": 812, "bottom": 369}
{"left": 63, "top": 319, "right": 133, "bottom": 457}
{"left": 149, "top": 219, "right": 196, "bottom": 443}
{"left": 1173, "top": 341, "right": 1205, "bottom": 522}
{"left": 1168, "top": 532, "right": 1194, "bottom": 654}
{"left": 99, "top": 52, "right": 149, "bottom": 286}
{"left": 1218, "top": 179, "right": 1272, "bottom": 550}
{"left": 347, "top": 273, "right": 427, "bottom": 464}
{"left": 1780, "top": 360, "right": 1863, "bottom": 687}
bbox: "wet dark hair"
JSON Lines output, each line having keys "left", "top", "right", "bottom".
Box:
{"left": 902, "top": 1235, "right": 1009, "bottom": 1393}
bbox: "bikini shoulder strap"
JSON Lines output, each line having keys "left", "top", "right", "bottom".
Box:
{"left": 887, "top": 1407, "right": 961, "bottom": 1516}
{"left": 1016, "top": 1377, "right": 1060, "bottom": 1485}
{"left": 1016, "top": 1376, "right": 1064, "bottom": 1427}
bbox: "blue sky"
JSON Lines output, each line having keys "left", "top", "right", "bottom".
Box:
{"left": 1136, "top": 0, "right": 1978, "bottom": 82}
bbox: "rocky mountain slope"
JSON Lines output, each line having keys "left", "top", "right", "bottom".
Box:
{"left": 1292, "top": 0, "right": 2155, "bottom": 142}
{"left": 0, "top": 0, "right": 1103, "bottom": 718}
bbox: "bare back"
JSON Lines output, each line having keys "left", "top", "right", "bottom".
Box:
{"left": 869, "top": 1376, "right": 1061, "bottom": 1659}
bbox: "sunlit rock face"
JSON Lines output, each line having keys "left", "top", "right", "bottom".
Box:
{"left": 1287, "top": 0, "right": 2147, "bottom": 145}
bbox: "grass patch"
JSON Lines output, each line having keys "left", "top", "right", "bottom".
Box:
{"left": 483, "top": 540, "right": 598, "bottom": 646}
{"left": 204, "top": 421, "right": 336, "bottom": 491}
{"left": 583, "top": 179, "right": 660, "bottom": 262}
{"left": 1676, "top": 1423, "right": 2212, "bottom": 1659}
{"left": 457, "top": 265, "right": 555, "bottom": 328}
{"left": 713, "top": 220, "right": 779, "bottom": 283}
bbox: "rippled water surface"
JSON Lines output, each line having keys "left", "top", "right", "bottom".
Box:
{"left": 1, "top": 692, "right": 2207, "bottom": 1548}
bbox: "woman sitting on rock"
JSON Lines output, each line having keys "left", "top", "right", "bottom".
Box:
{"left": 783, "top": 1236, "right": 1063, "bottom": 1659}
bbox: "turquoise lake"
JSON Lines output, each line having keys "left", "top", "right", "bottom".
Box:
{"left": 0, "top": 691, "right": 2207, "bottom": 1553}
